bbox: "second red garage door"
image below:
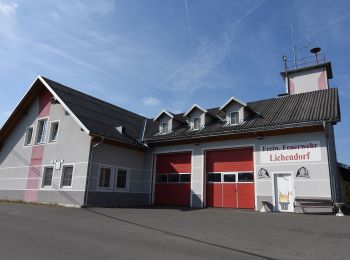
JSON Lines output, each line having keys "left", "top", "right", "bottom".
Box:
{"left": 154, "top": 152, "right": 191, "bottom": 206}
{"left": 206, "top": 147, "right": 255, "bottom": 209}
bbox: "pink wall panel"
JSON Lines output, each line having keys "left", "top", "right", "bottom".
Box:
{"left": 24, "top": 89, "right": 52, "bottom": 202}
{"left": 318, "top": 70, "right": 327, "bottom": 90}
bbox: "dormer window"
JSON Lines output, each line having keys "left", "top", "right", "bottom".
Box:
{"left": 230, "top": 111, "right": 239, "bottom": 125}
{"left": 154, "top": 109, "right": 187, "bottom": 135}
{"left": 161, "top": 122, "right": 169, "bottom": 134}
{"left": 220, "top": 96, "right": 250, "bottom": 126}
{"left": 193, "top": 117, "right": 201, "bottom": 130}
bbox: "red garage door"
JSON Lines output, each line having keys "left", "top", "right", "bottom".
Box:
{"left": 206, "top": 148, "right": 255, "bottom": 209}
{"left": 154, "top": 152, "right": 191, "bottom": 206}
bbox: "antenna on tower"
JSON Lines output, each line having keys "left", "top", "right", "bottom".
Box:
{"left": 290, "top": 24, "right": 311, "bottom": 69}
{"left": 291, "top": 24, "right": 297, "bottom": 69}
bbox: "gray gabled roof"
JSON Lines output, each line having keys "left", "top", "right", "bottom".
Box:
{"left": 0, "top": 76, "right": 340, "bottom": 148}
{"left": 220, "top": 96, "right": 247, "bottom": 110}
{"left": 45, "top": 78, "right": 340, "bottom": 144}
{"left": 184, "top": 104, "right": 207, "bottom": 117}
{"left": 1, "top": 76, "right": 340, "bottom": 149}
{"left": 42, "top": 77, "right": 153, "bottom": 147}
{"left": 144, "top": 88, "right": 340, "bottom": 142}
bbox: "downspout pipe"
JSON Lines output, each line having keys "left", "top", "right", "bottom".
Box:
{"left": 323, "top": 121, "right": 338, "bottom": 202}
{"left": 83, "top": 136, "right": 104, "bottom": 207}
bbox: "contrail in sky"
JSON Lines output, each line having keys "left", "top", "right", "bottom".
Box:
{"left": 157, "top": 0, "right": 266, "bottom": 87}
{"left": 184, "top": 0, "right": 193, "bottom": 44}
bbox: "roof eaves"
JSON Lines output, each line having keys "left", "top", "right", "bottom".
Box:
{"left": 184, "top": 104, "right": 208, "bottom": 117}
{"left": 38, "top": 76, "right": 90, "bottom": 135}
{"left": 220, "top": 96, "right": 247, "bottom": 110}
{"left": 153, "top": 109, "right": 174, "bottom": 121}
{"left": 91, "top": 132, "right": 149, "bottom": 150}
{"left": 280, "top": 62, "right": 333, "bottom": 79}
{"left": 0, "top": 76, "right": 40, "bottom": 134}
{"left": 145, "top": 121, "right": 325, "bottom": 143}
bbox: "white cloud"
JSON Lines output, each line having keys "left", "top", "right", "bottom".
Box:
{"left": 143, "top": 97, "right": 161, "bottom": 106}
{"left": 0, "top": 2, "right": 18, "bottom": 16}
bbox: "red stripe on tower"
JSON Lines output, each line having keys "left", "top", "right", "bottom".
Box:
{"left": 24, "top": 89, "right": 52, "bottom": 202}
{"left": 318, "top": 70, "right": 327, "bottom": 90}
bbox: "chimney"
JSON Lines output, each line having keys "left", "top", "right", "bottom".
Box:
{"left": 280, "top": 47, "right": 333, "bottom": 95}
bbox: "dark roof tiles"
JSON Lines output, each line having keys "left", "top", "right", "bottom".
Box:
{"left": 43, "top": 77, "right": 147, "bottom": 147}
{"left": 145, "top": 88, "right": 340, "bottom": 142}
{"left": 43, "top": 77, "right": 340, "bottom": 146}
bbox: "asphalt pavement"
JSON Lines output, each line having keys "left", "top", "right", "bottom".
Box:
{"left": 0, "top": 203, "right": 349, "bottom": 260}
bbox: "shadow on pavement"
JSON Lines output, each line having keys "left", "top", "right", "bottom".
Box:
{"left": 83, "top": 207, "right": 276, "bottom": 260}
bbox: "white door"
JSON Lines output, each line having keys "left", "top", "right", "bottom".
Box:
{"left": 274, "top": 174, "right": 294, "bottom": 212}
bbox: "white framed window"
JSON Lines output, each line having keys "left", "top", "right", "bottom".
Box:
{"left": 49, "top": 121, "right": 59, "bottom": 143}
{"left": 42, "top": 167, "right": 54, "bottom": 188}
{"left": 24, "top": 126, "right": 34, "bottom": 146}
{"left": 155, "top": 173, "right": 191, "bottom": 183}
{"left": 193, "top": 117, "right": 201, "bottom": 130}
{"left": 207, "top": 172, "right": 222, "bottom": 183}
{"left": 230, "top": 111, "right": 240, "bottom": 125}
{"left": 115, "top": 168, "right": 129, "bottom": 190}
{"left": 98, "top": 166, "right": 112, "bottom": 188}
{"left": 35, "top": 118, "right": 48, "bottom": 144}
{"left": 61, "top": 165, "right": 73, "bottom": 188}
{"left": 223, "top": 173, "right": 236, "bottom": 183}
{"left": 206, "top": 172, "right": 254, "bottom": 183}
{"left": 238, "top": 172, "right": 254, "bottom": 182}
{"left": 161, "top": 122, "right": 169, "bottom": 134}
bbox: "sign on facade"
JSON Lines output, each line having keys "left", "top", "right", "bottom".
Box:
{"left": 260, "top": 141, "right": 321, "bottom": 164}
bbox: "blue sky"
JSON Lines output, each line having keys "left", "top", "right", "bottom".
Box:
{"left": 0, "top": 0, "right": 349, "bottom": 162}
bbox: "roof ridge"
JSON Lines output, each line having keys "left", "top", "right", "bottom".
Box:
{"left": 247, "top": 88, "right": 338, "bottom": 105}
{"left": 152, "top": 89, "right": 337, "bottom": 116}
{"left": 41, "top": 76, "right": 147, "bottom": 120}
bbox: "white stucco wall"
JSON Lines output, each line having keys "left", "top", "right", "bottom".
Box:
{"left": 148, "top": 130, "right": 332, "bottom": 210}
{"left": 286, "top": 67, "right": 329, "bottom": 94}
{"left": 0, "top": 90, "right": 91, "bottom": 206}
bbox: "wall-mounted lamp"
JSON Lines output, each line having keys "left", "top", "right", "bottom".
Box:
{"left": 257, "top": 135, "right": 263, "bottom": 140}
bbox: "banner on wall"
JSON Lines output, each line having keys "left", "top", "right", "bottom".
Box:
{"left": 260, "top": 141, "right": 321, "bottom": 164}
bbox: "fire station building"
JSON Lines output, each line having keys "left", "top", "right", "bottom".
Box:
{"left": 0, "top": 57, "right": 344, "bottom": 213}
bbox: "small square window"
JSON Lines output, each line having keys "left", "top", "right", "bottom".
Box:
{"left": 49, "top": 122, "right": 59, "bottom": 142}
{"left": 193, "top": 117, "right": 201, "bottom": 130}
{"left": 168, "top": 174, "right": 180, "bottom": 182}
{"left": 161, "top": 122, "right": 169, "bottom": 134}
{"left": 42, "top": 167, "right": 54, "bottom": 187}
{"left": 223, "top": 174, "right": 236, "bottom": 182}
{"left": 36, "top": 119, "right": 48, "bottom": 144}
{"left": 98, "top": 167, "right": 112, "bottom": 188}
{"left": 61, "top": 166, "right": 73, "bottom": 187}
{"left": 238, "top": 172, "right": 254, "bottom": 182}
{"left": 207, "top": 173, "right": 221, "bottom": 182}
{"left": 179, "top": 174, "right": 191, "bottom": 183}
{"left": 156, "top": 174, "right": 167, "bottom": 183}
{"left": 116, "top": 169, "right": 128, "bottom": 189}
{"left": 24, "top": 127, "right": 33, "bottom": 146}
{"left": 230, "top": 112, "right": 239, "bottom": 125}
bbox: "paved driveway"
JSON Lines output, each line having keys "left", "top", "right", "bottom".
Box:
{"left": 0, "top": 203, "right": 349, "bottom": 260}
